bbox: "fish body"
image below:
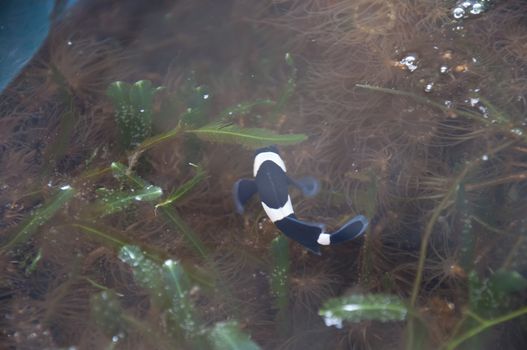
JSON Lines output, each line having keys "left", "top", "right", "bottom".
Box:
{"left": 233, "top": 146, "right": 368, "bottom": 255}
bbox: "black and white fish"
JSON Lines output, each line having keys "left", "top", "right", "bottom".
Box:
{"left": 233, "top": 146, "right": 368, "bottom": 255}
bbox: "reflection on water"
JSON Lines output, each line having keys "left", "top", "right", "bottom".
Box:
{"left": 1, "top": 0, "right": 527, "bottom": 349}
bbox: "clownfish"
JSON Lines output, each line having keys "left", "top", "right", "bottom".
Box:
{"left": 233, "top": 146, "right": 368, "bottom": 255}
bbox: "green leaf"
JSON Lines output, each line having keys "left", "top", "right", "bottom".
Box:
{"left": 175, "top": 75, "right": 211, "bottom": 128}
{"left": 186, "top": 122, "right": 307, "bottom": 149}
{"left": 489, "top": 270, "right": 527, "bottom": 294}
{"left": 107, "top": 80, "right": 163, "bottom": 149}
{"left": 319, "top": 294, "right": 407, "bottom": 327}
{"left": 106, "top": 81, "right": 128, "bottom": 105}
{"left": 209, "top": 321, "right": 260, "bottom": 350}
{"left": 156, "top": 165, "right": 205, "bottom": 208}
{"left": 94, "top": 185, "right": 162, "bottom": 216}
{"left": 469, "top": 270, "right": 527, "bottom": 316}
{"left": 1, "top": 185, "right": 75, "bottom": 253}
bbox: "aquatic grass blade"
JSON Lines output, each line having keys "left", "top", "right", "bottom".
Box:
{"left": 23, "top": 248, "right": 42, "bottom": 276}
{"left": 94, "top": 185, "right": 163, "bottom": 216}
{"left": 186, "top": 122, "right": 307, "bottom": 149}
{"left": 445, "top": 306, "right": 527, "bottom": 350}
{"left": 119, "top": 246, "right": 201, "bottom": 341}
{"left": 111, "top": 161, "right": 153, "bottom": 188}
{"left": 356, "top": 84, "right": 527, "bottom": 143}
{"left": 159, "top": 206, "right": 208, "bottom": 259}
{"left": 110, "top": 162, "right": 209, "bottom": 259}
{"left": 1, "top": 186, "right": 75, "bottom": 253}
{"left": 208, "top": 321, "right": 261, "bottom": 350}
{"left": 219, "top": 99, "right": 275, "bottom": 122}
{"left": 270, "top": 235, "right": 290, "bottom": 331}
{"left": 72, "top": 223, "right": 129, "bottom": 250}
{"left": 272, "top": 52, "right": 297, "bottom": 116}
{"left": 156, "top": 165, "right": 205, "bottom": 208}
{"left": 162, "top": 259, "right": 200, "bottom": 338}
{"left": 319, "top": 294, "right": 407, "bottom": 328}
{"left": 456, "top": 183, "right": 474, "bottom": 271}
{"left": 110, "top": 162, "right": 138, "bottom": 183}
{"left": 133, "top": 124, "right": 182, "bottom": 153}
{"left": 353, "top": 170, "right": 378, "bottom": 287}
{"left": 355, "top": 84, "right": 486, "bottom": 124}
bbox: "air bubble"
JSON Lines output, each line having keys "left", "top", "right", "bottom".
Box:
{"left": 424, "top": 83, "right": 434, "bottom": 93}
{"left": 511, "top": 128, "right": 524, "bottom": 136}
{"left": 452, "top": 1, "right": 490, "bottom": 20}
{"left": 452, "top": 7, "right": 465, "bottom": 19}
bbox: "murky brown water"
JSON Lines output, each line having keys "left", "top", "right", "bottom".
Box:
{"left": 1, "top": 1, "right": 527, "bottom": 349}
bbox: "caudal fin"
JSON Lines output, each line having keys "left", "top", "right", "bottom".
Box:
{"left": 330, "top": 215, "right": 368, "bottom": 245}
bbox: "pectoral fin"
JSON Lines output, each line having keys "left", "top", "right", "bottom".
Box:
{"left": 288, "top": 176, "right": 320, "bottom": 198}
{"left": 233, "top": 179, "right": 258, "bottom": 214}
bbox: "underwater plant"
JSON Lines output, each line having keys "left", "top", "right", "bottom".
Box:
{"left": 3, "top": 1, "right": 527, "bottom": 349}
{"left": 107, "top": 80, "right": 164, "bottom": 149}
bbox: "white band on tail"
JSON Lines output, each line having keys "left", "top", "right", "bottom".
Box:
{"left": 317, "top": 233, "right": 331, "bottom": 245}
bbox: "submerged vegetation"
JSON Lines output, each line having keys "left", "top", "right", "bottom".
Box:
{"left": 1, "top": 0, "right": 527, "bottom": 349}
